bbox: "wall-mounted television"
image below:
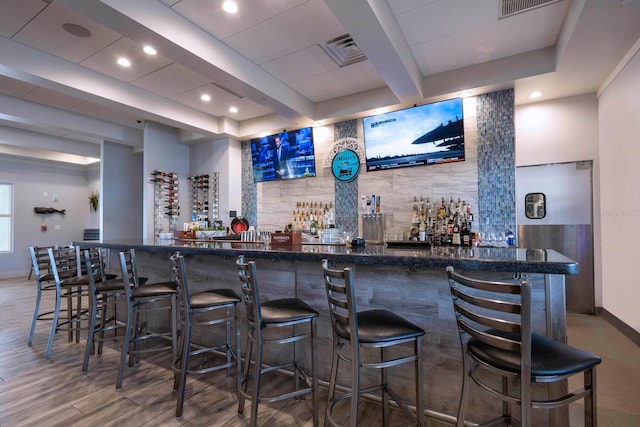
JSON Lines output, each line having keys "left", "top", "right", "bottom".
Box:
{"left": 362, "top": 97, "right": 464, "bottom": 172}
{"left": 250, "top": 127, "right": 316, "bottom": 183}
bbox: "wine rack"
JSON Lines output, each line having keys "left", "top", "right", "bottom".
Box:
{"left": 150, "top": 170, "right": 179, "bottom": 237}
{"left": 189, "top": 172, "right": 219, "bottom": 222}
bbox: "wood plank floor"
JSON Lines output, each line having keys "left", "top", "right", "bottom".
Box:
{"left": 2, "top": 277, "right": 640, "bottom": 426}
{"left": 0, "top": 278, "right": 419, "bottom": 427}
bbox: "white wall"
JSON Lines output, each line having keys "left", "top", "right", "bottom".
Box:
{"left": 101, "top": 141, "right": 144, "bottom": 241}
{"left": 190, "top": 138, "right": 243, "bottom": 226}
{"left": 86, "top": 164, "right": 100, "bottom": 229}
{"left": 0, "top": 156, "right": 90, "bottom": 278}
{"left": 515, "top": 94, "right": 602, "bottom": 306}
{"left": 597, "top": 46, "right": 640, "bottom": 333}
{"left": 142, "top": 122, "right": 189, "bottom": 239}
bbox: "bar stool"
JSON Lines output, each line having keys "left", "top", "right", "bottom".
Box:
{"left": 116, "top": 249, "right": 178, "bottom": 389}
{"left": 82, "top": 247, "right": 127, "bottom": 372}
{"left": 169, "top": 252, "right": 242, "bottom": 417}
{"left": 446, "top": 267, "right": 601, "bottom": 427}
{"left": 321, "top": 259, "right": 425, "bottom": 427}
{"left": 28, "top": 245, "right": 59, "bottom": 348}
{"left": 37, "top": 245, "right": 93, "bottom": 359}
{"left": 236, "top": 255, "right": 319, "bottom": 427}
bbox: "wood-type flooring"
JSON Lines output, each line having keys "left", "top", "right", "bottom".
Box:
{"left": 1, "top": 277, "right": 639, "bottom": 426}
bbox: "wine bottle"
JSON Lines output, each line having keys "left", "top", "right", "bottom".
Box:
{"left": 150, "top": 178, "right": 177, "bottom": 184}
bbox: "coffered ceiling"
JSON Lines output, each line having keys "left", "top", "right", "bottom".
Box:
{"left": 0, "top": 0, "right": 639, "bottom": 163}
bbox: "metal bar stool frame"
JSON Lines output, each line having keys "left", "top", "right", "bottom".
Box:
{"left": 236, "top": 255, "right": 319, "bottom": 427}
{"left": 116, "top": 248, "right": 178, "bottom": 389}
{"left": 321, "top": 259, "right": 425, "bottom": 427}
{"left": 28, "top": 245, "right": 58, "bottom": 347}
{"left": 82, "top": 247, "right": 127, "bottom": 372}
{"left": 446, "top": 267, "right": 601, "bottom": 427}
{"left": 42, "top": 245, "right": 91, "bottom": 359}
{"left": 170, "top": 252, "right": 242, "bottom": 417}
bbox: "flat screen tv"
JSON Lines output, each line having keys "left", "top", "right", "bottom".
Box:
{"left": 362, "top": 97, "right": 464, "bottom": 172}
{"left": 250, "top": 127, "right": 316, "bottom": 183}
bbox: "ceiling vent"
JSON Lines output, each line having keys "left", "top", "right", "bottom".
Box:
{"left": 210, "top": 81, "right": 244, "bottom": 99}
{"left": 320, "top": 34, "right": 367, "bottom": 67}
{"left": 499, "top": 0, "right": 563, "bottom": 18}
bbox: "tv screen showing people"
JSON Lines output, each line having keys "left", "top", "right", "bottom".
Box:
{"left": 250, "top": 127, "right": 316, "bottom": 183}
{"left": 363, "top": 98, "right": 465, "bottom": 172}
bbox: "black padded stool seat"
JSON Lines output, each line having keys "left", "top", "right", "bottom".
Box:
{"left": 61, "top": 272, "right": 118, "bottom": 286}
{"left": 132, "top": 281, "right": 176, "bottom": 297}
{"left": 336, "top": 309, "right": 425, "bottom": 343}
{"left": 189, "top": 288, "right": 240, "bottom": 308}
{"left": 170, "top": 252, "right": 241, "bottom": 418}
{"left": 446, "top": 267, "right": 601, "bottom": 427}
{"left": 470, "top": 330, "right": 602, "bottom": 377}
{"left": 322, "top": 259, "right": 424, "bottom": 427}
{"left": 236, "top": 255, "right": 319, "bottom": 427}
{"left": 259, "top": 298, "right": 318, "bottom": 323}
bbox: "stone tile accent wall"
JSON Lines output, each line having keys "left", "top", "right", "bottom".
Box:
{"left": 476, "top": 89, "right": 516, "bottom": 238}
{"left": 333, "top": 120, "right": 359, "bottom": 238}
{"left": 240, "top": 141, "right": 257, "bottom": 226}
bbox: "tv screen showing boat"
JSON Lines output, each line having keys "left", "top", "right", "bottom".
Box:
{"left": 362, "top": 98, "right": 465, "bottom": 172}
{"left": 250, "top": 127, "right": 316, "bottom": 183}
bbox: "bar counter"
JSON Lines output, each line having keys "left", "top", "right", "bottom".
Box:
{"left": 83, "top": 238, "right": 577, "bottom": 274}
{"left": 79, "top": 238, "right": 577, "bottom": 426}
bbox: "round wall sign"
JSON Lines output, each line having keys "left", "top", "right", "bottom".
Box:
{"left": 331, "top": 149, "right": 361, "bottom": 182}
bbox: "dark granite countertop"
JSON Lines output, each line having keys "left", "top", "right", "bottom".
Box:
{"left": 76, "top": 239, "right": 578, "bottom": 275}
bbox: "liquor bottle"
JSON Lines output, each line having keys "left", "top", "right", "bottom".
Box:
{"left": 452, "top": 219, "right": 461, "bottom": 245}
{"left": 461, "top": 221, "right": 471, "bottom": 246}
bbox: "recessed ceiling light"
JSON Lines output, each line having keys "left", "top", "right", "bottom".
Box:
{"left": 223, "top": 1, "right": 238, "bottom": 13}
{"left": 229, "top": 107, "right": 238, "bottom": 113}
{"left": 201, "top": 94, "right": 211, "bottom": 102}
{"left": 117, "top": 57, "right": 131, "bottom": 67}
{"left": 530, "top": 91, "right": 543, "bottom": 99}
{"left": 143, "top": 45, "right": 157, "bottom": 55}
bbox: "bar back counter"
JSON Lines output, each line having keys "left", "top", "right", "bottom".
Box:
{"left": 78, "top": 239, "right": 578, "bottom": 426}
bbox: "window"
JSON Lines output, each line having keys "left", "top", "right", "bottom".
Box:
{"left": 524, "top": 192, "right": 546, "bottom": 219}
{"left": 0, "top": 183, "right": 13, "bottom": 252}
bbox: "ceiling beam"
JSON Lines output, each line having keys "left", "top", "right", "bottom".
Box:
{"left": 0, "top": 92, "right": 142, "bottom": 146}
{"left": 323, "top": 0, "right": 423, "bottom": 104}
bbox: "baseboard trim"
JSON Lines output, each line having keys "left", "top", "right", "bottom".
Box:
{"left": 596, "top": 307, "right": 640, "bottom": 347}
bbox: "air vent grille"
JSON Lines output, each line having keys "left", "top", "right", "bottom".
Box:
{"left": 320, "top": 34, "right": 366, "bottom": 67}
{"left": 210, "top": 81, "right": 244, "bottom": 99}
{"left": 500, "top": 0, "right": 563, "bottom": 18}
